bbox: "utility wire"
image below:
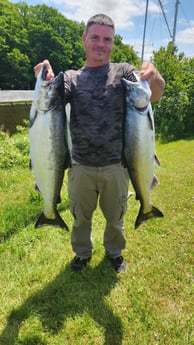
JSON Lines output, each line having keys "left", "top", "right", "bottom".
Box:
{"left": 158, "top": 0, "right": 173, "bottom": 39}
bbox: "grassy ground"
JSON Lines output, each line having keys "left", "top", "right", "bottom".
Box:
{"left": 0, "top": 138, "right": 193, "bottom": 345}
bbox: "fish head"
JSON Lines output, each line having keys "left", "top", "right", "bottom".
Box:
{"left": 122, "top": 77, "right": 152, "bottom": 109}
{"left": 34, "top": 64, "right": 64, "bottom": 112}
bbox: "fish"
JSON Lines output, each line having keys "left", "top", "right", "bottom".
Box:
{"left": 122, "top": 74, "right": 164, "bottom": 229}
{"left": 29, "top": 64, "right": 70, "bottom": 231}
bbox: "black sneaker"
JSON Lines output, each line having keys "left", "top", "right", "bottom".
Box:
{"left": 71, "top": 256, "right": 91, "bottom": 272}
{"left": 109, "top": 256, "right": 126, "bottom": 273}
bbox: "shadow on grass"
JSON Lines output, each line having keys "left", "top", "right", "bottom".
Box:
{"left": 0, "top": 258, "right": 123, "bottom": 345}
{"left": 0, "top": 191, "right": 70, "bottom": 243}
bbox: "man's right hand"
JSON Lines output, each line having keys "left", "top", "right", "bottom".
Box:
{"left": 34, "top": 59, "right": 55, "bottom": 80}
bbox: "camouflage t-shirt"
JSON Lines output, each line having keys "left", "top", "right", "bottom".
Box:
{"left": 64, "top": 62, "right": 136, "bottom": 166}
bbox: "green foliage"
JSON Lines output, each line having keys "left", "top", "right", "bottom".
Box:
{"left": 0, "top": 0, "right": 85, "bottom": 89}
{"left": 0, "top": 122, "right": 29, "bottom": 168}
{"left": 152, "top": 44, "right": 194, "bottom": 141}
{"left": 25, "top": 4, "right": 86, "bottom": 73}
{"left": 183, "top": 57, "right": 194, "bottom": 136}
{"left": 0, "top": 0, "right": 31, "bottom": 89}
{"left": 111, "top": 34, "right": 141, "bottom": 67}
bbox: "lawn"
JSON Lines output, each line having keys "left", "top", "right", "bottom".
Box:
{"left": 0, "top": 134, "right": 193, "bottom": 345}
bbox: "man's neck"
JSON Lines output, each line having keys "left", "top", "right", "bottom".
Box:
{"left": 86, "top": 59, "right": 110, "bottom": 68}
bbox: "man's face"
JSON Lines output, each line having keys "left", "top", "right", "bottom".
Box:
{"left": 82, "top": 24, "right": 114, "bottom": 67}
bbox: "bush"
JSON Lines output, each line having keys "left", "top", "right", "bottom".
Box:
{"left": 0, "top": 123, "right": 29, "bottom": 169}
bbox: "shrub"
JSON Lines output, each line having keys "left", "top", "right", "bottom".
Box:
{"left": 0, "top": 123, "right": 29, "bottom": 169}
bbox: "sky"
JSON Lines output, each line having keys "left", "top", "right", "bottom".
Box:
{"left": 10, "top": 0, "right": 194, "bottom": 60}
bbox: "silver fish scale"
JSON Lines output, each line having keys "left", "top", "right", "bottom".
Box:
{"left": 29, "top": 66, "right": 70, "bottom": 231}
{"left": 124, "top": 103, "right": 155, "bottom": 204}
{"left": 122, "top": 77, "right": 164, "bottom": 229}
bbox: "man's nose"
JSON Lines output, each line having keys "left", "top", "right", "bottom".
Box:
{"left": 97, "top": 38, "right": 106, "bottom": 47}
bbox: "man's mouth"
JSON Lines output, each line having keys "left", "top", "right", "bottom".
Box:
{"left": 95, "top": 49, "right": 105, "bottom": 54}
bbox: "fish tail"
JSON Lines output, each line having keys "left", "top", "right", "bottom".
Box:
{"left": 35, "top": 210, "right": 69, "bottom": 231}
{"left": 135, "top": 205, "right": 164, "bottom": 229}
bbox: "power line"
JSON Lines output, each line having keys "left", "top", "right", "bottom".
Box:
{"left": 158, "top": 0, "right": 173, "bottom": 39}
{"left": 172, "top": 0, "right": 180, "bottom": 44}
{"left": 141, "top": 0, "right": 149, "bottom": 62}
{"left": 141, "top": 0, "right": 180, "bottom": 61}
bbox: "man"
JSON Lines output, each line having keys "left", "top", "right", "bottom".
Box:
{"left": 34, "top": 14, "right": 165, "bottom": 273}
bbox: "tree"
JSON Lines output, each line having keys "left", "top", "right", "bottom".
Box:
{"left": 111, "top": 35, "right": 140, "bottom": 67}
{"left": 17, "top": 3, "right": 85, "bottom": 88}
{"left": 183, "top": 57, "right": 194, "bottom": 137}
{"left": 152, "top": 43, "right": 193, "bottom": 141}
{"left": 0, "top": 0, "right": 31, "bottom": 89}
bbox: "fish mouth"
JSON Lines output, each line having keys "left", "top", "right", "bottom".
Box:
{"left": 41, "top": 64, "right": 49, "bottom": 81}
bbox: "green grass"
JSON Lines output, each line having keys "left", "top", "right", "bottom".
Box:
{"left": 0, "top": 139, "right": 193, "bottom": 345}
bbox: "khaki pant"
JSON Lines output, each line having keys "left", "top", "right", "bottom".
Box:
{"left": 68, "top": 163, "right": 129, "bottom": 258}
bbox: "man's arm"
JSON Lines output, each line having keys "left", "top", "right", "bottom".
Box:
{"left": 140, "top": 62, "right": 165, "bottom": 102}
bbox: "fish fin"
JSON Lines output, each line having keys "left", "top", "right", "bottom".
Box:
{"left": 135, "top": 205, "right": 164, "bottom": 229}
{"left": 128, "top": 191, "right": 135, "bottom": 198}
{"left": 151, "top": 175, "right": 159, "bottom": 190}
{"left": 34, "top": 184, "right": 41, "bottom": 193}
{"left": 29, "top": 107, "right": 38, "bottom": 128}
{"left": 35, "top": 211, "right": 69, "bottom": 231}
{"left": 147, "top": 110, "right": 154, "bottom": 130}
{"left": 42, "top": 64, "right": 48, "bottom": 81}
{"left": 154, "top": 154, "right": 160, "bottom": 167}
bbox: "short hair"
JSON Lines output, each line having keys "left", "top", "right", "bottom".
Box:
{"left": 86, "top": 14, "right": 115, "bottom": 34}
